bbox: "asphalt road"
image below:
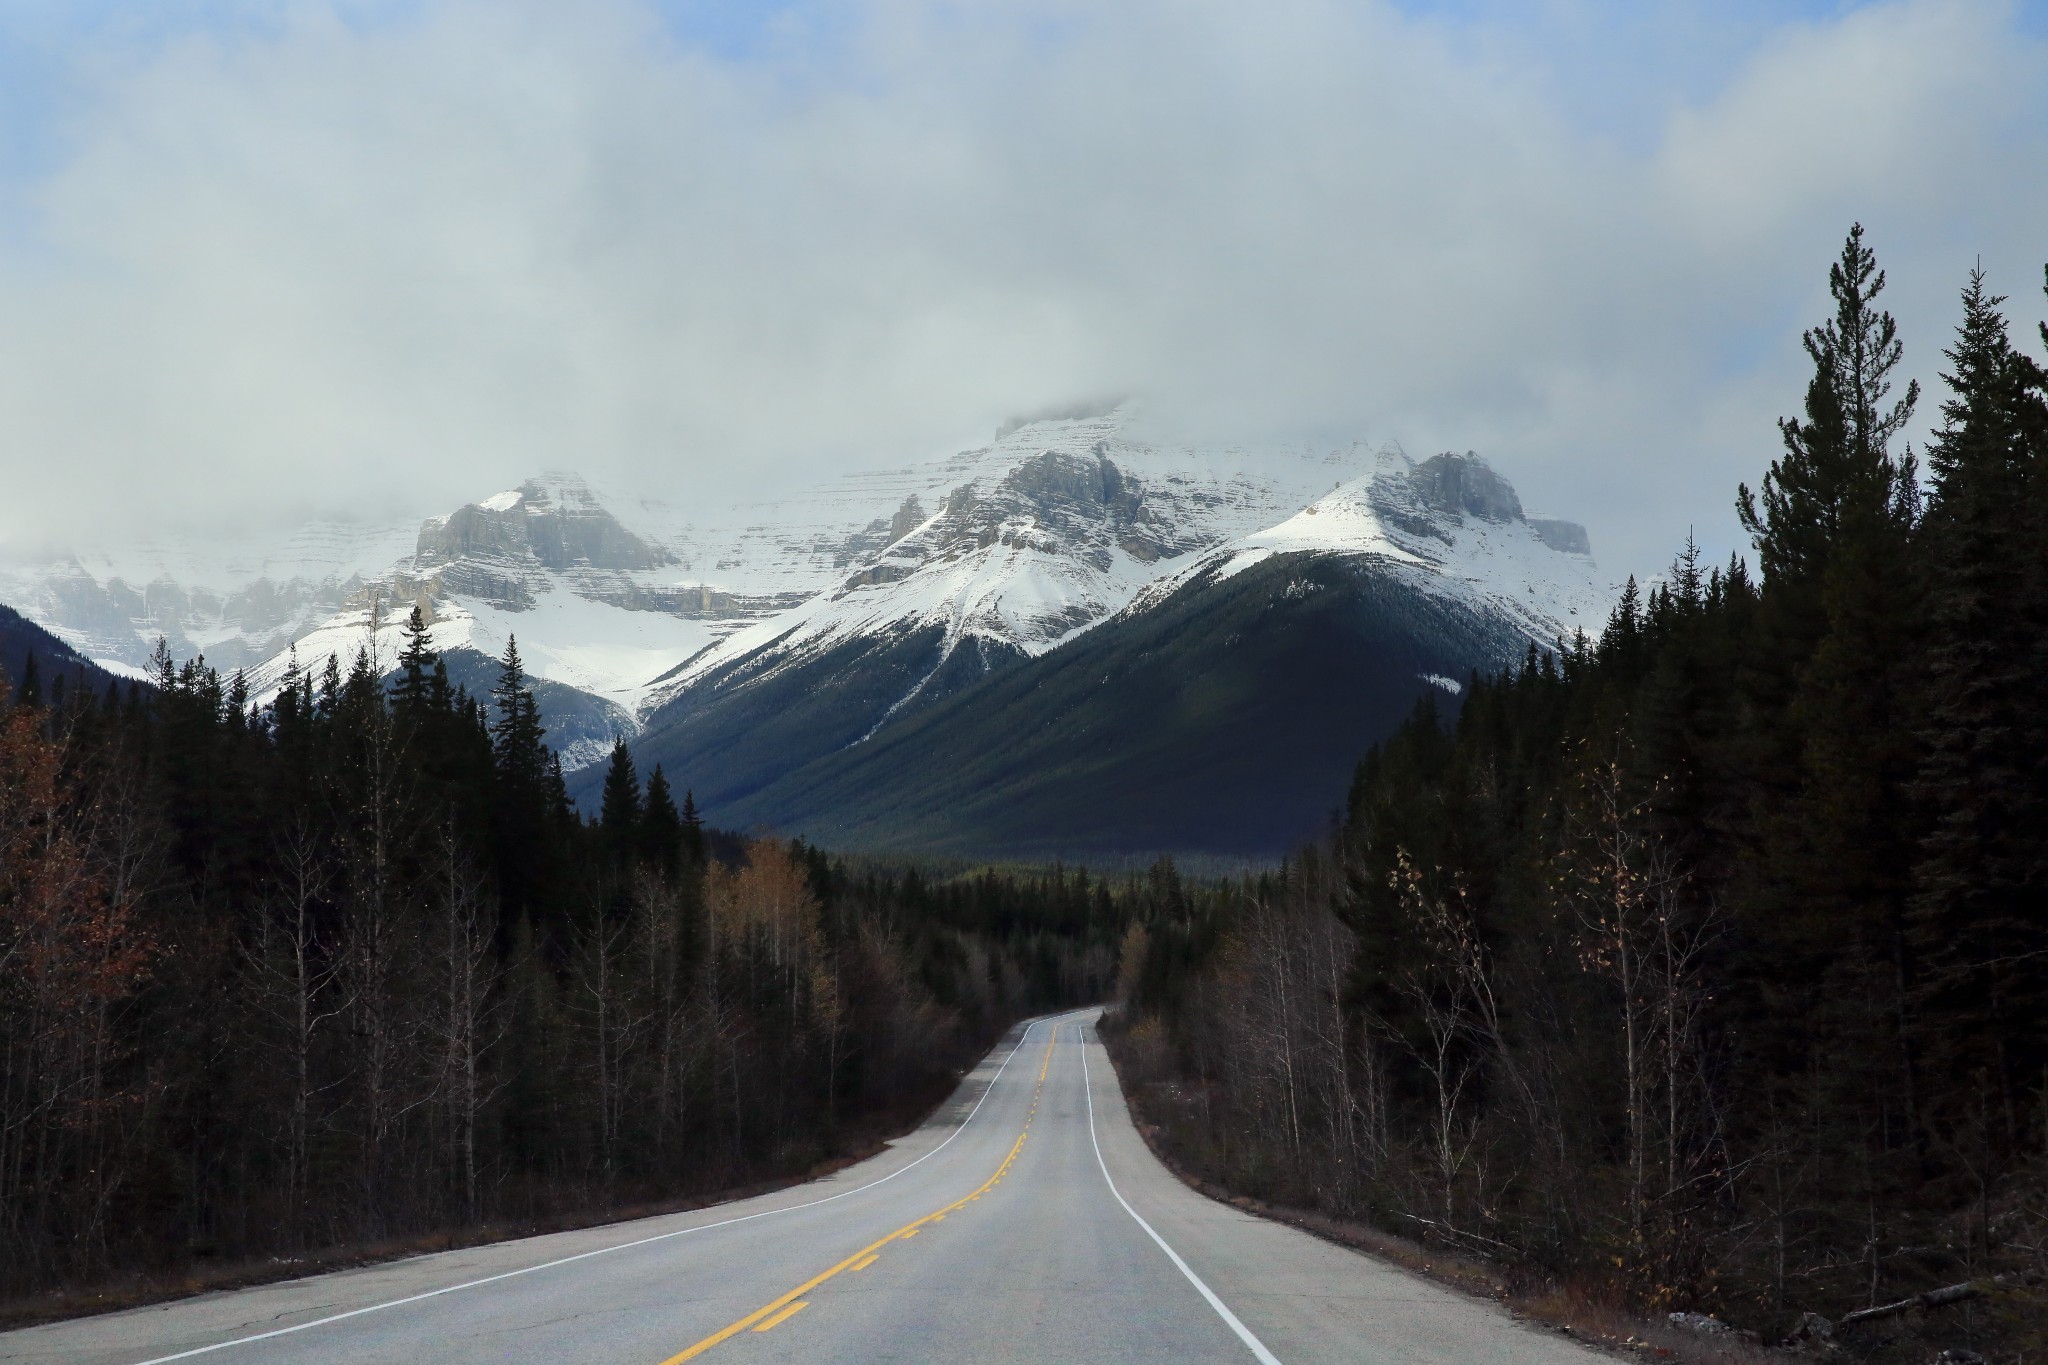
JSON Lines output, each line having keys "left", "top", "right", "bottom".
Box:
{"left": 0, "top": 1010, "right": 1605, "bottom": 1364}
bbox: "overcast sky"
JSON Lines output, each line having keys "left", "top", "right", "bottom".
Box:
{"left": 0, "top": 0, "right": 2044, "bottom": 580}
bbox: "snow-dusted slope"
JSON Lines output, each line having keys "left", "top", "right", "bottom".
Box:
{"left": 1130, "top": 445, "right": 1607, "bottom": 647}
{"left": 641, "top": 412, "right": 1607, "bottom": 732}
{"left": 3, "top": 404, "right": 1613, "bottom": 787}
{"left": 247, "top": 475, "right": 739, "bottom": 718}
{"left": 0, "top": 517, "right": 421, "bottom": 675}
{"left": 620, "top": 438, "right": 1613, "bottom": 859}
{"left": 638, "top": 407, "right": 1381, "bottom": 716}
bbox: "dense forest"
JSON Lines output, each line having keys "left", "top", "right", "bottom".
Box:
{"left": 0, "top": 613, "right": 1121, "bottom": 1299}
{"left": 1110, "top": 229, "right": 2048, "bottom": 1355}
{"left": 8, "top": 223, "right": 2044, "bottom": 1358}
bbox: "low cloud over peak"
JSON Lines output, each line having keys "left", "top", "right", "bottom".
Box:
{"left": 0, "top": 0, "right": 2043, "bottom": 578}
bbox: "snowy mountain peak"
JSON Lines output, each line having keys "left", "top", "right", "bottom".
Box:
{"left": 408, "top": 474, "right": 676, "bottom": 612}
{"left": 640, "top": 408, "right": 1348, "bottom": 713}
{"left": 3, "top": 405, "right": 1616, "bottom": 780}
{"left": 1154, "top": 446, "right": 1602, "bottom": 645}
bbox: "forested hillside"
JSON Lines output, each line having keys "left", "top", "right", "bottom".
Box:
{"left": 0, "top": 603, "right": 128, "bottom": 704}
{"left": 0, "top": 613, "right": 1121, "bottom": 1300}
{"left": 1109, "top": 230, "right": 2048, "bottom": 1357}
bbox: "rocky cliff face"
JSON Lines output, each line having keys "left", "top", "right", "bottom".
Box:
{"left": 409, "top": 477, "right": 677, "bottom": 611}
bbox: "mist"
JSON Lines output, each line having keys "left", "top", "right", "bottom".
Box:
{"left": 0, "top": 0, "right": 2044, "bottom": 579}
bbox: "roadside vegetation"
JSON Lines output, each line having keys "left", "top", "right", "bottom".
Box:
{"left": 1106, "top": 230, "right": 2048, "bottom": 1362}
{"left": 0, "top": 617, "right": 1120, "bottom": 1306}
{"left": 6, "top": 224, "right": 2046, "bottom": 1361}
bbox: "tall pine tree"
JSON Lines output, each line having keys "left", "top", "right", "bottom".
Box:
{"left": 1909, "top": 267, "right": 2048, "bottom": 1144}
{"left": 1734, "top": 224, "right": 1929, "bottom": 1194}
{"left": 598, "top": 738, "right": 641, "bottom": 868}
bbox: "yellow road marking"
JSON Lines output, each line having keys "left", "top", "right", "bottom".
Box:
{"left": 751, "top": 1302, "right": 807, "bottom": 1332}
{"left": 657, "top": 1025, "right": 1062, "bottom": 1363}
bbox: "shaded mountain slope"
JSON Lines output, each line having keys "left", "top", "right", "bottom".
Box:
{"left": 638, "top": 551, "right": 1534, "bottom": 861}
{"left": 588, "top": 624, "right": 1027, "bottom": 812}
{"left": 1, "top": 600, "right": 134, "bottom": 699}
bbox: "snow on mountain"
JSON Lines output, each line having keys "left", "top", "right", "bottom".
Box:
{"left": 638, "top": 405, "right": 1382, "bottom": 716}
{"left": 1132, "top": 444, "right": 1607, "bottom": 648}
{"left": 3, "top": 403, "right": 1613, "bottom": 781}
{"left": 0, "top": 517, "right": 422, "bottom": 676}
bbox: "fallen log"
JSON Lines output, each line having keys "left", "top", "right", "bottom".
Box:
{"left": 1835, "top": 1271, "right": 2033, "bottom": 1330}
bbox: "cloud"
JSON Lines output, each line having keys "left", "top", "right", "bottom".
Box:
{"left": 0, "top": 0, "right": 2043, "bottom": 578}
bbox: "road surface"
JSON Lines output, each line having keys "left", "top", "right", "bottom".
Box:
{"left": 0, "top": 1010, "right": 1603, "bottom": 1364}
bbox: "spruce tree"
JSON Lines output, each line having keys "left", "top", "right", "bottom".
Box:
{"left": 641, "top": 763, "right": 684, "bottom": 877}
{"left": 392, "top": 606, "right": 437, "bottom": 717}
{"left": 489, "top": 637, "right": 547, "bottom": 790}
{"left": 1732, "top": 226, "right": 1929, "bottom": 1191}
{"left": 598, "top": 739, "right": 641, "bottom": 865}
{"left": 1910, "top": 268, "right": 2048, "bottom": 1137}
{"left": 680, "top": 788, "right": 706, "bottom": 865}
{"left": 1738, "top": 223, "right": 1921, "bottom": 657}
{"left": 488, "top": 636, "right": 556, "bottom": 931}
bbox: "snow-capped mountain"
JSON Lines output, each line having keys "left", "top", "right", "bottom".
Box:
{"left": 635, "top": 407, "right": 1383, "bottom": 722}
{"left": 1, "top": 403, "right": 1614, "bottom": 824}
{"left": 0, "top": 517, "right": 423, "bottom": 679}
{"left": 633, "top": 413, "right": 1605, "bottom": 768}
{"left": 1125, "top": 443, "right": 1606, "bottom": 644}
{"left": 613, "top": 412, "right": 1612, "bottom": 857}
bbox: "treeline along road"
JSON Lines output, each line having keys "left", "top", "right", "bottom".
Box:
{"left": 1110, "top": 232, "right": 2048, "bottom": 1359}
{"left": 0, "top": 616, "right": 1122, "bottom": 1302}
{"left": 6, "top": 223, "right": 2048, "bottom": 1361}
{"left": 1, "top": 1013, "right": 1603, "bottom": 1364}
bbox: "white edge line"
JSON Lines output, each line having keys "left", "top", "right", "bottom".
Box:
{"left": 128, "top": 1017, "right": 1051, "bottom": 1365}
{"left": 1079, "top": 1022, "right": 1284, "bottom": 1365}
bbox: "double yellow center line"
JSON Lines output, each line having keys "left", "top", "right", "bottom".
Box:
{"left": 657, "top": 1025, "right": 1061, "bottom": 1363}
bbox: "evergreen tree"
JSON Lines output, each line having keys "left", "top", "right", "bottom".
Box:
{"left": 489, "top": 637, "right": 547, "bottom": 790}
{"left": 391, "top": 606, "right": 437, "bottom": 717}
{"left": 641, "top": 764, "right": 685, "bottom": 877}
{"left": 598, "top": 739, "right": 641, "bottom": 865}
{"left": 680, "top": 788, "right": 706, "bottom": 865}
{"left": 1738, "top": 228, "right": 1928, "bottom": 1182}
{"left": 1739, "top": 223, "right": 1921, "bottom": 619}
{"left": 1909, "top": 267, "right": 2048, "bottom": 1139}
{"left": 546, "top": 752, "right": 573, "bottom": 827}
{"left": 16, "top": 651, "right": 39, "bottom": 709}
{"left": 488, "top": 637, "right": 554, "bottom": 930}
{"left": 318, "top": 653, "right": 343, "bottom": 716}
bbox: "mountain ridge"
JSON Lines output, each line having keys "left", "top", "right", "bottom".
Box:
{"left": 2, "top": 407, "right": 1615, "bottom": 856}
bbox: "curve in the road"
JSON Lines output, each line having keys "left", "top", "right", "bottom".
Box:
{"left": 659, "top": 1027, "right": 1062, "bottom": 1362}
{"left": 125, "top": 1016, "right": 1050, "bottom": 1365}
{"left": 1079, "top": 1037, "right": 1282, "bottom": 1365}
{"left": 0, "top": 1010, "right": 1610, "bottom": 1365}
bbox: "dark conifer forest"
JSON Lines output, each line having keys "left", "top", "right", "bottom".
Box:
{"left": 6, "top": 224, "right": 2048, "bottom": 1357}
{"left": 0, "top": 610, "right": 1120, "bottom": 1299}
{"left": 1108, "top": 231, "right": 2048, "bottom": 1349}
